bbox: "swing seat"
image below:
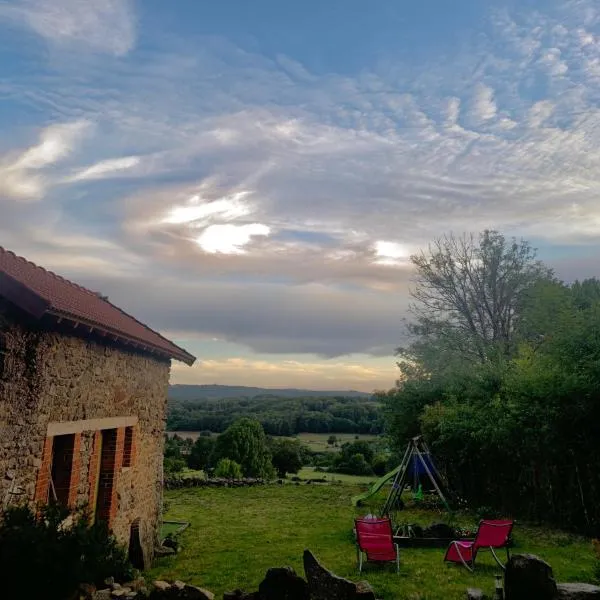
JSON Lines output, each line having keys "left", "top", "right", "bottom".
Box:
{"left": 444, "top": 520, "right": 513, "bottom": 572}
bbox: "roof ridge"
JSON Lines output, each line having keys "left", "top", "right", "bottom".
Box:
{"left": 0, "top": 246, "right": 98, "bottom": 298}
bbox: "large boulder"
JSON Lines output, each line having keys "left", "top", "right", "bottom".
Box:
{"left": 504, "top": 554, "right": 557, "bottom": 600}
{"left": 258, "top": 567, "right": 309, "bottom": 600}
{"left": 303, "top": 549, "right": 375, "bottom": 600}
{"left": 556, "top": 583, "right": 600, "bottom": 599}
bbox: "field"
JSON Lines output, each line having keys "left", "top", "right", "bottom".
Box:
{"left": 289, "top": 432, "right": 381, "bottom": 452}
{"left": 298, "top": 466, "right": 376, "bottom": 485}
{"left": 167, "top": 431, "right": 381, "bottom": 452}
{"left": 151, "top": 484, "right": 597, "bottom": 600}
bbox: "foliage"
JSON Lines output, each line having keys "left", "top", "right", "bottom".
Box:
{"left": 213, "top": 418, "right": 275, "bottom": 479}
{"left": 167, "top": 394, "right": 383, "bottom": 435}
{"left": 327, "top": 435, "right": 337, "bottom": 445}
{"left": 164, "top": 457, "right": 186, "bottom": 475}
{"left": 384, "top": 231, "right": 600, "bottom": 534}
{"left": 0, "top": 504, "right": 133, "bottom": 600}
{"left": 187, "top": 436, "right": 215, "bottom": 471}
{"left": 213, "top": 458, "right": 243, "bottom": 479}
{"left": 269, "top": 438, "right": 304, "bottom": 478}
{"left": 399, "top": 229, "right": 552, "bottom": 372}
{"left": 151, "top": 484, "right": 597, "bottom": 600}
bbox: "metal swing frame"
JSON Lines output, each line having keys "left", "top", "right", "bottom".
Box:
{"left": 381, "top": 435, "right": 451, "bottom": 518}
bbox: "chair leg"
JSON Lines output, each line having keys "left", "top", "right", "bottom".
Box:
{"left": 490, "top": 547, "right": 506, "bottom": 570}
{"left": 358, "top": 550, "right": 363, "bottom": 574}
{"left": 396, "top": 545, "right": 400, "bottom": 574}
{"left": 452, "top": 542, "right": 474, "bottom": 572}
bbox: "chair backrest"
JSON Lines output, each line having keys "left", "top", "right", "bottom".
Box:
{"left": 355, "top": 518, "right": 393, "bottom": 550}
{"left": 474, "top": 520, "right": 514, "bottom": 549}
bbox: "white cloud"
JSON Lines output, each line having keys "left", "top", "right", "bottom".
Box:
{"left": 196, "top": 223, "right": 271, "bottom": 254}
{"left": 539, "top": 48, "right": 569, "bottom": 77}
{"left": 68, "top": 156, "right": 141, "bottom": 182}
{"left": 1, "top": 0, "right": 136, "bottom": 56}
{"left": 471, "top": 83, "right": 497, "bottom": 124}
{"left": 163, "top": 192, "right": 252, "bottom": 226}
{"left": 0, "top": 120, "right": 89, "bottom": 200}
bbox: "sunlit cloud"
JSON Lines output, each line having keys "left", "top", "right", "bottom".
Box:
{"left": 196, "top": 223, "right": 271, "bottom": 254}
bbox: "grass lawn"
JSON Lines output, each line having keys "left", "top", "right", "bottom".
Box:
{"left": 290, "top": 432, "right": 380, "bottom": 453}
{"left": 297, "top": 466, "right": 376, "bottom": 485}
{"left": 150, "top": 484, "right": 597, "bottom": 599}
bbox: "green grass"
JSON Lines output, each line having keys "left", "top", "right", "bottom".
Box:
{"left": 290, "top": 432, "right": 380, "bottom": 453}
{"left": 297, "top": 466, "right": 376, "bottom": 485}
{"left": 151, "top": 485, "right": 597, "bottom": 599}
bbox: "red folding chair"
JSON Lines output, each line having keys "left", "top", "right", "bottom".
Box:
{"left": 354, "top": 517, "right": 400, "bottom": 574}
{"left": 444, "top": 519, "right": 513, "bottom": 572}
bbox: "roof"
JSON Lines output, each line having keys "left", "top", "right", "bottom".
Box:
{"left": 0, "top": 247, "right": 195, "bottom": 365}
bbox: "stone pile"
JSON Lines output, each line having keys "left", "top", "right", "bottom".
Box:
{"left": 468, "top": 554, "right": 600, "bottom": 599}
{"left": 222, "top": 550, "right": 375, "bottom": 600}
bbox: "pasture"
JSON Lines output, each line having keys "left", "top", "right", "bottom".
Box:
{"left": 151, "top": 484, "right": 597, "bottom": 600}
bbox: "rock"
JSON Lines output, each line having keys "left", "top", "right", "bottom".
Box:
{"left": 123, "top": 579, "right": 147, "bottom": 592}
{"left": 112, "top": 583, "right": 123, "bottom": 591}
{"left": 557, "top": 583, "right": 600, "bottom": 599}
{"left": 504, "top": 554, "right": 557, "bottom": 600}
{"left": 303, "top": 549, "right": 376, "bottom": 600}
{"left": 79, "top": 583, "right": 97, "bottom": 599}
{"left": 155, "top": 545, "right": 177, "bottom": 557}
{"left": 93, "top": 591, "right": 112, "bottom": 600}
{"left": 466, "top": 589, "right": 484, "bottom": 600}
{"left": 112, "top": 591, "right": 126, "bottom": 598}
{"left": 223, "top": 591, "right": 258, "bottom": 600}
{"left": 153, "top": 581, "right": 171, "bottom": 592}
{"left": 173, "top": 581, "right": 186, "bottom": 590}
{"left": 423, "top": 522, "right": 455, "bottom": 539}
{"left": 258, "top": 567, "right": 309, "bottom": 600}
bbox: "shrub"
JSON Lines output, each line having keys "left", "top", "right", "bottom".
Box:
{"left": 0, "top": 503, "right": 133, "bottom": 600}
{"left": 214, "top": 458, "right": 243, "bottom": 479}
{"left": 164, "top": 456, "right": 186, "bottom": 475}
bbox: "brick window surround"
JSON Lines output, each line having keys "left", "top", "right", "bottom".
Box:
{"left": 35, "top": 417, "right": 138, "bottom": 528}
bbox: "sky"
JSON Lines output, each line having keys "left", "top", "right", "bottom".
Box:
{"left": 1, "top": 0, "right": 600, "bottom": 392}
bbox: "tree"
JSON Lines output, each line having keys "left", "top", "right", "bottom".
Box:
{"left": 214, "top": 458, "right": 242, "bottom": 479}
{"left": 187, "top": 436, "right": 215, "bottom": 471}
{"left": 327, "top": 435, "right": 337, "bottom": 446}
{"left": 402, "top": 230, "right": 552, "bottom": 371}
{"left": 270, "top": 439, "right": 303, "bottom": 478}
{"left": 213, "top": 418, "right": 275, "bottom": 478}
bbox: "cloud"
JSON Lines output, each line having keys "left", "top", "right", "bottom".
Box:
{"left": 67, "top": 156, "right": 141, "bottom": 182}
{"left": 1, "top": 0, "right": 136, "bottom": 56}
{"left": 170, "top": 356, "right": 394, "bottom": 392}
{"left": 470, "top": 84, "right": 497, "bottom": 124}
{"left": 0, "top": 121, "right": 89, "bottom": 200}
{"left": 196, "top": 223, "right": 271, "bottom": 254}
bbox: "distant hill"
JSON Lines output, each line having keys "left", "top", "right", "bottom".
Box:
{"left": 167, "top": 385, "right": 381, "bottom": 435}
{"left": 169, "top": 384, "right": 372, "bottom": 401}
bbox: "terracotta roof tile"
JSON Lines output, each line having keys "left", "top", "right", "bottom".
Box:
{"left": 0, "top": 247, "right": 195, "bottom": 365}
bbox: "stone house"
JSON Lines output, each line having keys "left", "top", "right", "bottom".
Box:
{"left": 0, "top": 247, "right": 195, "bottom": 565}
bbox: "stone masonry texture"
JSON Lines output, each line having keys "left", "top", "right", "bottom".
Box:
{"left": 0, "top": 299, "right": 171, "bottom": 562}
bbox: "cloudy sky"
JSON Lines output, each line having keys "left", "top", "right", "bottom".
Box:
{"left": 1, "top": 0, "right": 600, "bottom": 391}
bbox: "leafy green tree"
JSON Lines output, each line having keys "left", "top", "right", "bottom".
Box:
{"left": 213, "top": 418, "right": 275, "bottom": 478}
{"left": 327, "top": 435, "right": 337, "bottom": 446}
{"left": 187, "top": 436, "right": 215, "bottom": 471}
{"left": 403, "top": 230, "right": 552, "bottom": 370}
{"left": 270, "top": 438, "right": 303, "bottom": 478}
{"left": 214, "top": 458, "right": 243, "bottom": 479}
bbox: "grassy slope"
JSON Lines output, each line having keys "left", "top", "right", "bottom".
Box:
{"left": 151, "top": 485, "right": 597, "bottom": 600}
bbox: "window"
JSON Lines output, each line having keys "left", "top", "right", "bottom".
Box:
{"left": 95, "top": 429, "right": 118, "bottom": 523}
{"left": 50, "top": 434, "right": 75, "bottom": 506}
{"left": 122, "top": 426, "right": 134, "bottom": 468}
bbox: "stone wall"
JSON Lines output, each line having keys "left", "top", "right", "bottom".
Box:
{"left": 0, "top": 300, "right": 171, "bottom": 562}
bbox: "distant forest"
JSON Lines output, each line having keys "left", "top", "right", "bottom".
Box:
{"left": 167, "top": 394, "right": 383, "bottom": 435}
